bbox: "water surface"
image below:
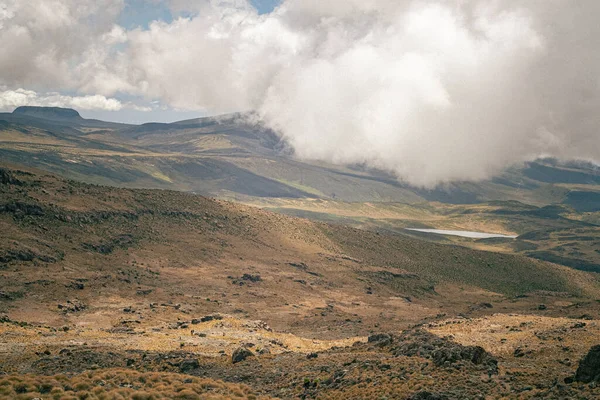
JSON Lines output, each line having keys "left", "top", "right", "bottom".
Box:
{"left": 405, "top": 228, "right": 517, "bottom": 239}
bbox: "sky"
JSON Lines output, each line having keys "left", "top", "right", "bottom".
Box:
{"left": 0, "top": 0, "right": 599, "bottom": 186}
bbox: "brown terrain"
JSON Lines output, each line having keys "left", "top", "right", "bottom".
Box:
{"left": 2, "top": 163, "right": 600, "bottom": 399}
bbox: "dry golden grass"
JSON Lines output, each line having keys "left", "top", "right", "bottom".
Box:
{"left": 0, "top": 369, "right": 274, "bottom": 400}
{"left": 0, "top": 315, "right": 363, "bottom": 360}
{"left": 428, "top": 314, "right": 600, "bottom": 358}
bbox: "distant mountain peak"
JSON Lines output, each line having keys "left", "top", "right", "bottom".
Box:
{"left": 13, "top": 106, "right": 82, "bottom": 120}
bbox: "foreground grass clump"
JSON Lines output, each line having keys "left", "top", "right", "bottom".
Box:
{"left": 0, "top": 369, "right": 272, "bottom": 400}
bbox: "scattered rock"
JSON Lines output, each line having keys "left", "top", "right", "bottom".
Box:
{"left": 287, "top": 262, "right": 309, "bottom": 271}
{"left": 307, "top": 352, "right": 318, "bottom": 359}
{"left": 575, "top": 345, "right": 600, "bottom": 383}
{"left": 232, "top": 347, "right": 255, "bottom": 364}
{"left": 67, "top": 281, "right": 85, "bottom": 290}
{"left": 242, "top": 274, "right": 261, "bottom": 282}
{"left": 230, "top": 274, "right": 262, "bottom": 285}
{"left": 168, "top": 321, "right": 189, "bottom": 329}
{"left": 538, "top": 304, "right": 547, "bottom": 310}
{"left": 108, "top": 326, "right": 135, "bottom": 334}
{"left": 470, "top": 302, "right": 493, "bottom": 311}
{"left": 57, "top": 299, "right": 86, "bottom": 313}
{"left": 514, "top": 347, "right": 532, "bottom": 358}
{"left": 82, "top": 234, "right": 134, "bottom": 255}
{"left": 160, "top": 303, "right": 180, "bottom": 309}
{"left": 193, "top": 314, "right": 223, "bottom": 324}
{"left": 243, "top": 320, "right": 272, "bottom": 332}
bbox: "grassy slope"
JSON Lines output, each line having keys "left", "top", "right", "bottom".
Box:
{"left": 3, "top": 164, "right": 600, "bottom": 399}
{"left": 2, "top": 110, "right": 599, "bottom": 206}
{"left": 250, "top": 198, "right": 600, "bottom": 273}
{"left": 1, "top": 164, "right": 597, "bottom": 309}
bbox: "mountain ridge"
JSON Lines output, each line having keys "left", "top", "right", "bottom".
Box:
{"left": 13, "top": 106, "right": 83, "bottom": 121}
{"left": 1, "top": 106, "right": 599, "bottom": 208}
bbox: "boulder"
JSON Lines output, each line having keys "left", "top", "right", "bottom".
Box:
{"left": 232, "top": 347, "right": 255, "bottom": 364}
{"left": 180, "top": 359, "right": 200, "bottom": 373}
{"left": 575, "top": 345, "right": 600, "bottom": 383}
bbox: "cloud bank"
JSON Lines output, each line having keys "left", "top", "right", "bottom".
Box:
{"left": 1, "top": 0, "right": 599, "bottom": 186}
{"left": 0, "top": 88, "right": 127, "bottom": 111}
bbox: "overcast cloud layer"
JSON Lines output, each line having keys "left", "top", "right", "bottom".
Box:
{"left": 0, "top": 0, "right": 599, "bottom": 186}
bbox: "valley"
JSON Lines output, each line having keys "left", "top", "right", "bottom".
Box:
{"left": 1, "top": 106, "right": 598, "bottom": 274}
{"left": 0, "top": 107, "right": 599, "bottom": 398}
{"left": 2, "top": 0, "right": 600, "bottom": 397}
{"left": 1, "top": 164, "right": 600, "bottom": 398}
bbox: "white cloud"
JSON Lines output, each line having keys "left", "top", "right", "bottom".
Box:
{"left": 0, "top": 88, "right": 123, "bottom": 111}
{"left": 0, "top": 0, "right": 125, "bottom": 90}
{"left": 1, "top": 0, "right": 600, "bottom": 186}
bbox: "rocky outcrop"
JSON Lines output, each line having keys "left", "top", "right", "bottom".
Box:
{"left": 0, "top": 201, "right": 44, "bottom": 217}
{"left": 575, "top": 345, "right": 600, "bottom": 383}
{"left": 368, "top": 329, "right": 498, "bottom": 373}
{"left": 0, "top": 168, "right": 23, "bottom": 186}
{"left": 192, "top": 314, "right": 223, "bottom": 324}
{"left": 0, "top": 248, "right": 58, "bottom": 268}
{"left": 82, "top": 234, "right": 134, "bottom": 255}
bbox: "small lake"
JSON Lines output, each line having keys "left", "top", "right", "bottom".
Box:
{"left": 405, "top": 228, "right": 518, "bottom": 239}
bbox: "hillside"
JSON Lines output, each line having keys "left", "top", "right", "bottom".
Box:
{"left": 1, "top": 107, "right": 599, "bottom": 208}
{"left": 252, "top": 198, "right": 600, "bottom": 273}
{"left": 3, "top": 163, "right": 597, "bottom": 332}
{"left": 2, "top": 164, "right": 600, "bottom": 398}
